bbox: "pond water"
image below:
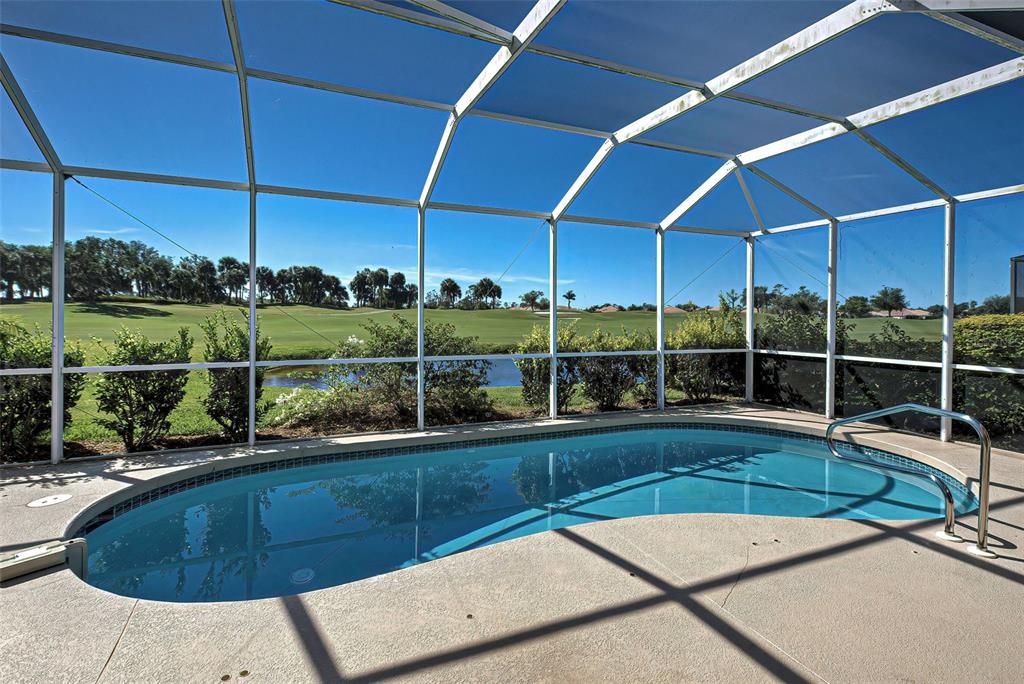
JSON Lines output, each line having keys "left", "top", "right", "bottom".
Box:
{"left": 265, "top": 357, "right": 524, "bottom": 390}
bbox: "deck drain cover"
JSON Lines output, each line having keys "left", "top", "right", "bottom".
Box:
{"left": 290, "top": 568, "right": 315, "bottom": 585}
{"left": 27, "top": 494, "right": 71, "bottom": 508}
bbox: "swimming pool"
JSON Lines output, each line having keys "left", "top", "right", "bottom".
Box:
{"left": 79, "top": 426, "right": 974, "bottom": 602}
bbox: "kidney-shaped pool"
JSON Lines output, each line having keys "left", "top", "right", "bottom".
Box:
{"left": 78, "top": 425, "right": 974, "bottom": 602}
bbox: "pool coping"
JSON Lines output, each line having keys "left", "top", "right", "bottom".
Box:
{"left": 0, "top": 403, "right": 1006, "bottom": 555}
{"left": 69, "top": 420, "right": 976, "bottom": 539}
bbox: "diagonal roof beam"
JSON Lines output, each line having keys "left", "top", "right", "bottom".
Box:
{"left": 738, "top": 56, "right": 1023, "bottom": 166}
{"left": 614, "top": 0, "right": 904, "bottom": 143}
{"left": 734, "top": 168, "right": 766, "bottom": 232}
{"left": 222, "top": 0, "right": 255, "bottom": 192}
{"left": 924, "top": 10, "right": 1024, "bottom": 53}
{"left": 0, "top": 54, "right": 62, "bottom": 172}
{"left": 551, "top": 0, "right": 903, "bottom": 221}
{"left": 337, "top": 1, "right": 1021, "bottom": 125}
{"left": 662, "top": 55, "right": 1024, "bottom": 227}
{"left": 853, "top": 129, "right": 953, "bottom": 200}
{"left": 745, "top": 165, "right": 835, "bottom": 221}
{"left": 419, "top": 0, "right": 565, "bottom": 206}
{"left": 405, "top": 0, "right": 512, "bottom": 43}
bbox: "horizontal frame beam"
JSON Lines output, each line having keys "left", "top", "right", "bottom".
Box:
{"left": 3, "top": 158, "right": 1019, "bottom": 238}
{"left": 752, "top": 183, "right": 1024, "bottom": 235}
{"left": 8, "top": 353, "right": 1018, "bottom": 377}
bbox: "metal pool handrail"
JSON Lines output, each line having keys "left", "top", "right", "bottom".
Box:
{"left": 825, "top": 403, "right": 993, "bottom": 557}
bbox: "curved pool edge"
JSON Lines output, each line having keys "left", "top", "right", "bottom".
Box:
{"left": 5, "top": 406, "right": 1022, "bottom": 684}
{"left": 60, "top": 407, "right": 977, "bottom": 543}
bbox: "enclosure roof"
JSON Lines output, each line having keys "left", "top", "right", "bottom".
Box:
{"left": 1, "top": 0, "right": 1023, "bottom": 235}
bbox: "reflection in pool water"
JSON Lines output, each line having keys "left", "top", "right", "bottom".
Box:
{"left": 83, "top": 428, "right": 972, "bottom": 602}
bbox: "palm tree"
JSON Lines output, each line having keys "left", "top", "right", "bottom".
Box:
{"left": 470, "top": 277, "right": 499, "bottom": 307}
{"left": 439, "top": 278, "right": 461, "bottom": 308}
{"left": 370, "top": 268, "right": 389, "bottom": 308}
{"left": 562, "top": 289, "right": 576, "bottom": 309}
{"left": 349, "top": 269, "right": 372, "bottom": 307}
{"left": 871, "top": 286, "right": 908, "bottom": 317}
{"left": 520, "top": 290, "right": 542, "bottom": 312}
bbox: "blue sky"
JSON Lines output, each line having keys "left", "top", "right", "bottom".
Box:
{"left": 1, "top": 2, "right": 1021, "bottom": 308}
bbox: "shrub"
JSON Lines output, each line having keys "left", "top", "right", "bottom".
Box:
{"left": 623, "top": 328, "right": 658, "bottom": 407}
{"left": 514, "top": 323, "right": 582, "bottom": 414}
{"left": 95, "top": 327, "right": 193, "bottom": 452}
{"left": 273, "top": 315, "right": 493, "bottom": 430}
{"left": 271, "top": 381, "right": 363, "bottom": 432}
{"left": 954, "top": 314, "right": 1024, "bottom": 367}
{"left": 952, "top": 315, "right": 1024, "bottom": 449}
{"left": 0, "top": 321, "right": 85, "bottom": 461}
{"left": 756, "top": 311, "right": 828, "bottom": 352}
{"left": 665, "top": 310, "right": 745, "bottom": 403}
{"left": 201, "top": 312, "right": 272, "bottom": 442}
{"left": 577, "top": 329, "right": 637, "bottom": 411}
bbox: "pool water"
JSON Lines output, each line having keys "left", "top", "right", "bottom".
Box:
{"left": 83, "top": 428, "right": 973, "bottom": 602}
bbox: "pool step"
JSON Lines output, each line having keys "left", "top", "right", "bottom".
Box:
{"left": 0, "top": 538, "right": 86, "bottom": 583}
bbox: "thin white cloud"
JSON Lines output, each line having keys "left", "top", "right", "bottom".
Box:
{"left": 86, "top": 227, "right": 140, "bottom": 236}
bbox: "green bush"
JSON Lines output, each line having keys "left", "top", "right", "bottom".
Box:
{"left": 952, "top": 315, "right": 1024, "bottom": 450}
{"left": 577, "top": 329, "right": 637, "bottom": 411}
{"left": 95, "top": 327, "right": 193, "bottom": 452}
{"left": 666, "top": 310, "right": 745, "bottom": 403}
{"left": 954, "top": 314, "right": 1024, "bottom": 367}
{"left": 270, "top": 379, "right": 364, "bottom": 433}
{"left": 201, "top": 312, "right": 272, "bottom": 442}
{"left": 273, "top": 315, "right": 493, "bottom": 430}
{"left": 514, "top": 323, "right": 582, "bottom": 414}
{"left": 756, "top": 312, "right": 831, "bottom": 352}
{"left": 623, "top": 328, "right": 658, "bottom": 407}
{"left": 0, "top": 321, "right": 86, "bottom": 461}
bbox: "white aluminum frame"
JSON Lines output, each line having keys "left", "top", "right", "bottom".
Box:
{"left": 221, "top": 0, "right": 259, "bottom": 446}
{"left": 2, "top": 54, "right": 66, "bottom": 465}
{"left": 2, "top": 1, "right": 1023, "bottom": 463}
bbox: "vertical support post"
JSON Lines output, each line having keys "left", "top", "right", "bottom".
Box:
{"left": 744, "top": 236, "right": 755, "bottom": 403}
{"left": 50, "top": 173, "right": 65, "bottom": 465}
{"left": 247, "top": 183, "right": 257, "bottom": 446}
{"left": 417, "top": 206, "right": 426, "bottom": 431}
{"left": 548, "top": 219, "right": 558, "bottom": 420}
{"left": 655, "top": 227, "right": 665, "bottom": 410}
{"left": 223, "top": 0, "right": 258, "bottom": 446}
{"left": 941, "top": 201, "right": 956, "bottom": 441}
{"left": 825, "top": 218, "right": 838, "bottom": 419}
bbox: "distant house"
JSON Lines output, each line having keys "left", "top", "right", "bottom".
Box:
{"left": 595, "top": 304, "right": 621, "bottom": 313}
{"left": 868, "top": 308, "right": 931, "bottom": 320}
{"left": 663, "top": 305, "right": 685, "bottom": 314}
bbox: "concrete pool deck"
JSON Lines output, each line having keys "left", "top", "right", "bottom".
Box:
{"left": 2, "top": 405, "right": 1022, "bottom": 682}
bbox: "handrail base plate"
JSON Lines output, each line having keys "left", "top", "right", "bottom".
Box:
{"left": 967, "top": 544, "right": 998, "bottom": 559}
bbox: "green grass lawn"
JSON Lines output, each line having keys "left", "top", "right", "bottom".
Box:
{"left": 0, "top": 300, "right": 941, "bottom": 364}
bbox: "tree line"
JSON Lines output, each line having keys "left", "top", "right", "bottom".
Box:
{"left": 1, "top": 238, "right": 559, "bottom": 312}
{"left": 3, "top": 238, "right": 1011, "bottom": 317}
{"left": 0, "top": 238, "right": 421, "bottom": 309}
